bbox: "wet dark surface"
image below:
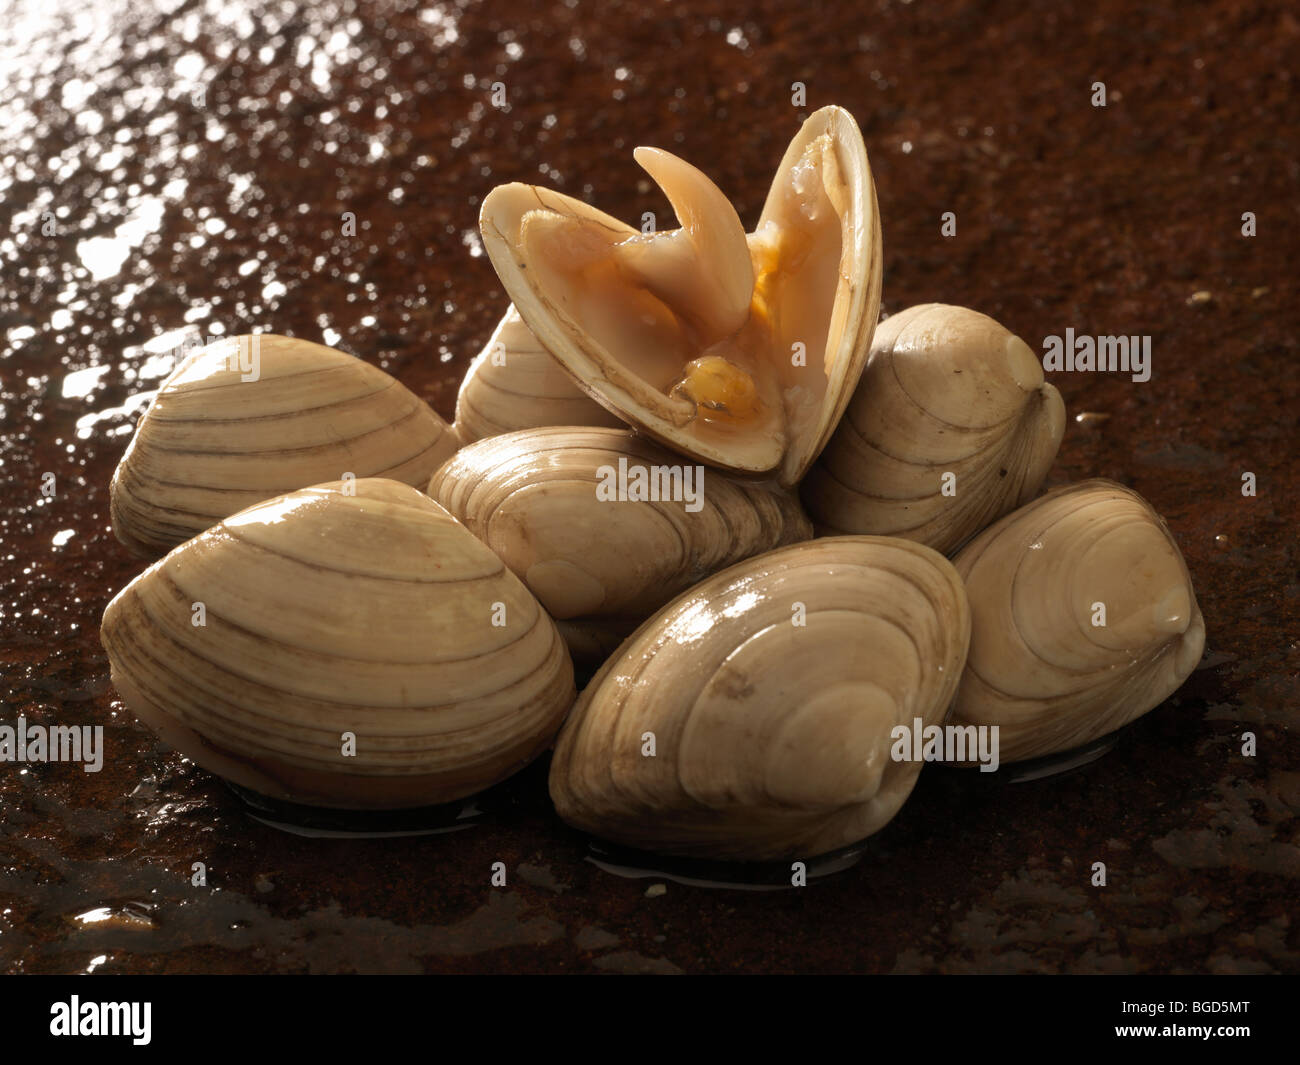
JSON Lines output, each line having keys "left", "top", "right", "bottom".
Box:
{"left": 1, "top": 0, "right": 1297, "bottom": 973}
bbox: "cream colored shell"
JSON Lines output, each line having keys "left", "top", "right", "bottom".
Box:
{"left": 802, "top": 304, "right": 1065, "bottom": 555}
{"left": 100, "top": 478, "right": 575, "bottom": 809}
{"left": 950, "top": 479, "right": 1205, "bottom": 763}
{"left": 549, "top": 536, "right": 971, "bottom": 860}
{"left": 110, "top": 334, "right": 460, "bottom": 557}
{"left": 428, "top": 426, "right": 812, "bottom": 620}
{"left": 453, "top": 305, "right": 623, "bottom": 443}
{"left": 479, "top": 105, "right": 882, "bottom": 487}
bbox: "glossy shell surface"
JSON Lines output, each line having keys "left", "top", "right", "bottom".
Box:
{"left": 453, "top": 304, "right": 623, "bottom": 443}
{"left": 429, "top": 426, "right": 812, "bottom": 620}
{"left": 802, "top": 303, "right": 1065, "bottom": 555}
{"left": 101, "top": 478, "right": 575, "bottom": 808}
{"left": 950, "top": 479, "right": 1205, "bottom": 762}
{"left": 110, "top": 335, "right": 460, "bottom": 557}
{"left": 549, "top": 535, "right": 970, "bottom": 860}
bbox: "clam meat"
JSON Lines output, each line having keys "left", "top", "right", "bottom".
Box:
{"left": 479, "top": 105, "right": 882, "bottom": 486}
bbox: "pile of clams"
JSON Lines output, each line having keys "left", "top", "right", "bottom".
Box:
{"left": 101, "top": 105, "right": 1204, "bottom": 865}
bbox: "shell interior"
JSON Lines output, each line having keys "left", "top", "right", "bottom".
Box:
{"left": 479, "top": 105, "right": 881, "bottom": 486}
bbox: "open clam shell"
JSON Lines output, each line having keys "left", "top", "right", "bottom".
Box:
{"left": 479, "top": 105, "right": 882, "bottom": 487}
{"left": 101, "top": 478, "right": 575, "bottom": 809}
{"left": 802, "top": 304, "right": 1066, "bottom": 554}
{"left": 110, "top": 334, "right": 460, "bottom": 557}
{"left": 548, "top": 536, "right": 970, "bottom": 861}
{"left": 428, "top": 426, "right": 811, "bottom": 621}
{"left": 453, "top": 304, "right": 624, "bottom": 443}
{"left": 949, "top": 479, "right": 1205, "bottom": 763}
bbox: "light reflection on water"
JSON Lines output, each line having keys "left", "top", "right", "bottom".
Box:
{"left": 0, "top": 0, "right": 703, "bottom": 976}
{"left": 60, "top": 364, "right": 109, "bottom": 398}
{"left": 0, "top": 0, "right": 475, "bottom": 446}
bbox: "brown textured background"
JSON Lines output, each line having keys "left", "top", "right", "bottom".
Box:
{"left": 1, "top": 0, "right": 1296, "bottom": 973}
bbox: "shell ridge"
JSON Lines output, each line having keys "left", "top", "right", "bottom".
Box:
{"left": 150, "top": 566, "right": 546, "bottom": 675}
{"left": 150, "top": 374, "right": 400, "bottom": 421}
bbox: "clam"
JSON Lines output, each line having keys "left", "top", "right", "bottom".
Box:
{"left": 801, "top": 304, "right": 1066, "bottom": 555}
{"left": 453, "top": 304, "right": 624, "bottom": 443}
{"left": 100, "top": 478, "right": 575, "bottom": 809}
{"left": 478, "top": 104, "right": 882, "bottom": 487}
{"left": 549, "top": 536, "right": 970, "bottom": 861}
{"left": 428, "top": 426, "right": 811, "bottom": 621}
{"left": 110, "top": 334, "right": 460, "bottom": 557}
{"left": 949, "top": 479, "right": 1205, "bottom": 763}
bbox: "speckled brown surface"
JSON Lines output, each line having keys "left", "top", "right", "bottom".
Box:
{"left": 1, "top": 0, "right": 1296, "bottom": 974}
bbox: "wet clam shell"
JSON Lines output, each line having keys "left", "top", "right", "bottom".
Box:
{"left": 548, "top": 535, "right": 970, "bottom": 861}
{"left": 453, "top": 305, "right": 623, "bottom": 443}
{"left": 110, "top": 335, "right": 460, "bottom": 557}
{"left": 949, "top": 479, "right": 1205, "bottom": 763}
{"left": 428, "top": 426, "right": 812, "bottom": 621}
{"left": 801, "top": 304, "right": 1066, "bottom": 555}
{"left": 100, "top": 478, "right": 575, "bottom": 809}
{"left": 478, "top": 105, "right": 882, "bottom": 487}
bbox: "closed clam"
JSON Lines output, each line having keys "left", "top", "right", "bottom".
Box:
{"left": 949, "top": 479, "right": 1204, "bottom": 763}
{"left": 100, "top": 478, "right": 575, "bottom": 809}
{"left": 453, "top": 304, "right": 624, "bottom": 443}
{"left": 428, "top": 426, "right": 811, "bottom": 621}
{"left": 110, "top": 334, "right": 459, "bottom": 557}
{"left": 802, "top": 304, "right": 1066, "bottom": 555}
{"left": 549, "top": 536, "right": 970, "bottom": 861}
{"left": 479, "top": 105, "right": 882, "bottom": 487}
